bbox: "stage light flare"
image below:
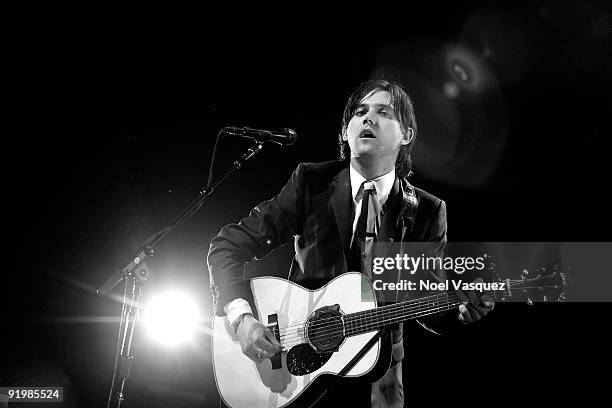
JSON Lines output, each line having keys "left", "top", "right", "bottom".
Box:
{"left": 443, "top": 80, "right": 460, "bottom": 99}
{"left": 142, "top": 291, "right": 201, "bottom": 345}
{"left": 444, "top": 45, "right": 491, "bottom": 92}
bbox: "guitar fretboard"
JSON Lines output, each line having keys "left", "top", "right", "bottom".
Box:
{"left": 343, "top": 292, "right": 461, "bottom": 336}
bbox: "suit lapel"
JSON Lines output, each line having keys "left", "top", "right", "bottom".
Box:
{"left": 329, "top": 167, "right": 353, "bottom": 262}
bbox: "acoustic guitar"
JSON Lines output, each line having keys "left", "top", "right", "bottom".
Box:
{"left": 212, "top": 266, "right": 566, "bottom": 408}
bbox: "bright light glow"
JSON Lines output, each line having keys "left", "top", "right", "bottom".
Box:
{"left": 443, "top": 81, "right": 460, "bottom": 99}
{"left": 143, "top": 291, "right": 200, "bottom": 346}
{"left": 445, "top": 45, "right": 490, "bottom": 91}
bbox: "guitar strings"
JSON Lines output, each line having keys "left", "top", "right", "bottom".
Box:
{"left": 272, "top": 285, "right": 494, "bottom": 336}
{"left": 275, "top": 286, "right": 494, "bottom": 340}
{"left": 273, "top": 290, "right": 455, "bottom": 333}
{"left": 275, "top": 292, "right": 462, "bottom": 346}
{"left": 300, "top": 300, "right": 460, "bottom": 344}
{"left": 284, "top": 298, "right": 460, "bottom": 344}
{"left": 276, "top": 292, "right": 459, "bottom": 342}
{"left": 279, "top": 299, "right": 462, "bottom": 348}
{"left": 280, "top": 302, "right": 458, "bottom": 346}
{"left": 278, "top": 288, "right": 495, "bottom": 346}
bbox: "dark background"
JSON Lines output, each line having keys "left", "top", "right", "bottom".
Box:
{"left": 3, "top": 2, "right": 612, "bottom": 407}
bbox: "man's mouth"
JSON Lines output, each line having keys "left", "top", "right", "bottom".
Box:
{"left": 359, "top": 130, "right": 376, "bottom": 138}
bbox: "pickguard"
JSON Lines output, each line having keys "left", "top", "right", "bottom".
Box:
{"left": 286, "top": 344, "right": 333, "bottom": 376}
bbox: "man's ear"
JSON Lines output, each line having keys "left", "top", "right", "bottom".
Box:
{"left": 400, "top": 127, "right": 414, "bottom": 145}
{"left": 341, "top": 130, "right": 348, "bottom": 142}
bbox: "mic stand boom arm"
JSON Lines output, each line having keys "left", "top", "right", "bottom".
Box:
{"left": 97, "top": 141, "right": 265, "bottom": 408}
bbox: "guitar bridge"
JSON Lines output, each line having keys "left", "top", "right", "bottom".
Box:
{"left": 266, "top": 314, "right": 282, "bottom": 370}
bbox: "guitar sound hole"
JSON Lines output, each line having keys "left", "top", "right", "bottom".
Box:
{"left": 306, "top": 306, "right": 345, "bottom": 352}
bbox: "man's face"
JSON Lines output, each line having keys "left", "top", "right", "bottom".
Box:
{"left": 343, "top": 90, "right": 411, "bottom": 163}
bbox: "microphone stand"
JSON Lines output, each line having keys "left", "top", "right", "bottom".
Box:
{"left": 98, "top": 141, "right": 265, "bottom": 408}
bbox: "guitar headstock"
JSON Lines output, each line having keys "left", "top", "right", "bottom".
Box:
{"left": 488, "top": 256, "right": 569, "bottom": 304}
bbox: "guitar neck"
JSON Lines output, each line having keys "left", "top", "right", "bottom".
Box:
{"left": 343, "top": 292, "right": 461, "bottom": 336}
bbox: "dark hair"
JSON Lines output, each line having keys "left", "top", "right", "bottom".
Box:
{"left": 338, "top": 79, "right": 418, "bottom": 178}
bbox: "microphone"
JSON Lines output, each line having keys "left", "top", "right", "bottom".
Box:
{"left": 223, "top": 126, "right": 298, "bottom": 146}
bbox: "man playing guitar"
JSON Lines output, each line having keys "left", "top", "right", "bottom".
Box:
{"left": 208, "top": 79, "right": 494, "bottom": 408}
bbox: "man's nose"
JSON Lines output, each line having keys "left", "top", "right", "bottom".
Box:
{"left": 362, "top": 111, "right": 376, "bottom": 126}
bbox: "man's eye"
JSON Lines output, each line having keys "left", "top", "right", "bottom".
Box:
{"left": 355, "top": 109, "right": 367, "bottom": 116}
{"left": 380, "top": 110, "right": 391, "bottom": 118}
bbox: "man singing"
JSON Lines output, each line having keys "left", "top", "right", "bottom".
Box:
{"left": 208, "top": 78, "right": 494, "bottom": 407}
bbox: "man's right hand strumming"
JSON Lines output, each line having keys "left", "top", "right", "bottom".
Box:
{"left": 235, "top": 314, "right": 283, "bottom": 362}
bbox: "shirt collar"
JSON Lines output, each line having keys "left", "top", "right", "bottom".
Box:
{"left": 349, "top": 163, "right": 396, "bottom": 207}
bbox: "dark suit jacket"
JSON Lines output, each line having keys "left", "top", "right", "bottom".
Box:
{"left": 207, "top": 160, "right": 448, "bottom": 318}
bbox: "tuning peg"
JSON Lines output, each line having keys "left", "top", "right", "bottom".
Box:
{"left": 537, "top": 267, "right": 546, "bottom": 278}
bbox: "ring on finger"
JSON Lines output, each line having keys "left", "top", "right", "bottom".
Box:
{"left": 256, "top": 349, "right": 264, "bottom": 359}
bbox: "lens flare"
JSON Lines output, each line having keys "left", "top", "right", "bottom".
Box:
{"left": 142, "top": 292, "right": 200, "bottom": 345}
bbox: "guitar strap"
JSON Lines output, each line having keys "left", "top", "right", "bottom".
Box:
{"left": 308, "top": 327, "right": 390, "bottom": 408}
{"left": 337, "top": 326, "right": 390, "bottom": 376}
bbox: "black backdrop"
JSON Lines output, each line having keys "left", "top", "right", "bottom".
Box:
{"left": 3, "top": 2, "right": 612, "bottom": 407}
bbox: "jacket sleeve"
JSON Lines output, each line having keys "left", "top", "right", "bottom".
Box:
{"left": 207, "top": 163, "right": 307, "bottom": 316}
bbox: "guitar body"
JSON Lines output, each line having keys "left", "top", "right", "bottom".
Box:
{"left": 212, "top": 272, "right": 391, "bottom": 408}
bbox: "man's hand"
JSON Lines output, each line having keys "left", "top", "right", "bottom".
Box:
{"left": 457, "top": 279, "right": 495, "bottom": 324}
{"left": 235, "top": 314, "right": 283, "bottom": 362}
